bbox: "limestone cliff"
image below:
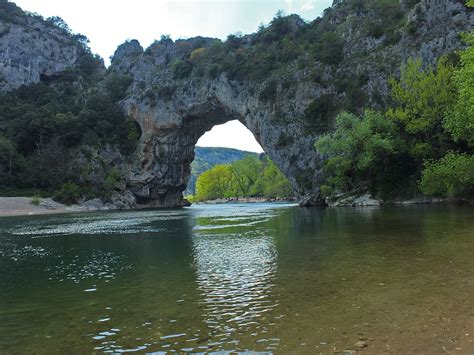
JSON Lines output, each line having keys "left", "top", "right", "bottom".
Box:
{"left": 109, "top": 0, "right": 472, "bottom": 207}
{"left": 0, "top": 1, "right": 87, "bottom": 91}
{"left": 0, "top": 0, "right": 472, "bottom": 208}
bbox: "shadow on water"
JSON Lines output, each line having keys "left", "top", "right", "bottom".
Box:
{"left": 0, "top": 204, "right": 474, "bottom": 353}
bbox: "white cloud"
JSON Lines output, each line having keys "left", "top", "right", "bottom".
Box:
{"left": 301, "top": 0, "right": 316, "bottom": 11}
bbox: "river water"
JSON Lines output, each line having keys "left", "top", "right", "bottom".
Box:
{"left": 1, "top": 203, "right": 474, "bottom": 353}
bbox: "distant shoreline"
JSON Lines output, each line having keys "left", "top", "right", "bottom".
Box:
{"left": 0, "top": 196, "right": 298, "bottom": 218}
{"left": 193, "top": 197, "right": 297, "bottom": 205}
{"left": 1, "top": 195, "right": 472, "bottom": 218}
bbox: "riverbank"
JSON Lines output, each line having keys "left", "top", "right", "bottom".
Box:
{"left": 193, "top": 197, "right": 297, "bottom": 204}
{"left": 2, "top": 194, "right": 471, "bottom": 218}
{"left": 0, "top": 196, "right": 297, "bottom": 217}
{"left": 0, "top": 197, "right": 72, "bottom": 217}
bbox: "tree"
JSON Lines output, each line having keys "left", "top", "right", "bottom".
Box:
{"left": 420, "top": 152, "right": 474, "bottom": 197}
{"left": 193, "top": 156, "right": 292, "bottom": 201}
{"left": 257, "top": 159, "right": 291, "bottom": 198}
{"left": 386, "top": 57, "right": 456, "bottom": 161}
{"left": 231, "top": 156, "right": 262, "bottom": 197}
{"left": 444, "top": 32, "right": 474, "bottom": 148}
{"left": 315, "top": 110, "right": 403, "bottom": 197}
{"left": 195, "top": 164, "right": 234, "bottom": 201}
{"left": 419, "top": 12, "right": 474, "bottom": 198}
{"left": 0, "top": 136, "right": 23, "bottom": 179}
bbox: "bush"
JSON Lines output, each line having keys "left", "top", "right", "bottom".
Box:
{"left": 314, "top": 32, "right": 344, "bottom": 65}
{"left": 172, "top": 59, "right": 193, "bottom": 79}
{"left": 190, "top": 47, "right": 206, "bottom": 61}
{"left": 304, "top": 94, "right": 338, "bottom": 134}
{"left": 259, "top": 80, "right": 278, "bottom": 102}
{"left": 419, "top": 152, "right": 474, "bottom": 197}
{"left": 104, "top": 73, "right": 133, "bottom": 101}
{"left": 30, "top": 193, "right": 41, "bottom": 206}
{"left": 54, "top": 182, "right": 81, "bottom": 205}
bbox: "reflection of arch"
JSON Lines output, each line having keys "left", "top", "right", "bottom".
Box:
{"left": 190, "top": 212, "right": 279, "bottom": 351}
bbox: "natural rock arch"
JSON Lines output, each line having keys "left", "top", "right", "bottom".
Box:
{"left": 111, "top": 39, "right": 324, "bottom": 208}
{"left": 108, "top": 0, "right": 470, "bottom": 208}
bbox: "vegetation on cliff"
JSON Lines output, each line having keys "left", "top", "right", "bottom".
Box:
{"left": 0, "top": 0, "right": 471, "bottom": 206}
{"left": 315, "top": 12, "right": 474, "bottom": 200}
{"left": 0, "top": 2, "right": 139, "bottom": 201}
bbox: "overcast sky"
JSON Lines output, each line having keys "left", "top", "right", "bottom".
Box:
{"left": 14, "top": 0, "right": 332, "bottom": 153}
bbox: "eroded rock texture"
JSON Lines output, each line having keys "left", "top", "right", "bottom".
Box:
{"left": 109, "top": 0, "right": 473, "bottom": 207}
{"left": 0, "top": 11, "right": 82, "bottom": 91}
{"left": 110, "top": 38, "right": 323, "bottom": 207}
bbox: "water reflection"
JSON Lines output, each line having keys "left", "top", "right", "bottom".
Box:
{"left": 191, "top": 206, "right": 281, "bottom": 351}
{"left": 2, "top": 204, "right": 474, "bottom": 353}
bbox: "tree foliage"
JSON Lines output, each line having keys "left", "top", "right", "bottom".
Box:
{"left": 194, "top": 156, "right": 291, "bottom": 201}
{"left": 386, "top": 57, "right": 455, "bottom": 160}
{"left": 0, "top": 48, "right": 139, "bottom": 195}
{"left": 315, "top": 110, "right": 403, "bottom": 197}
{"left": 315, "top": 14, "right": 474, "bottom": 200}
{"left": 444, "top": 32, "right": 474, "bottom": 148}
{"left": 195, "top": 164, "right": 234, "bottom": 201}
{"left": 420, "top": 152, "right": 474, "bottom": 197}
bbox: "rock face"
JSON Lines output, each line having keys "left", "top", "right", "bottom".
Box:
{"left": 111, "top": 39, "right": 325, "bottom": 207}
{"left": 0, "top": 0, "right": 472, "bottom": 208}
{"left": 0, "top": 3, "right": 82, "bottom": 92}
{"left": 108, "top": 0, "right": 472, "bottom": 208}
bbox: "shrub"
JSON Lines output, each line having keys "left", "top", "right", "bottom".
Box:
{"left": 156, "top": 85, "right": 176, "bottom": 101}
{"left": 99, "top": 167, "right": 122, "bottom": 201}
{"left": 54, "top": 182, "right": 81, "bottom": 205}
{"left": 259, "top": 80, "right": 278, "bottom": 102}
{"left": 172, "top": 59, "right": 193, "bottom": 79}
{"left": 419, "top": 152, "right": 474, "bottom": 197}
{"left": 304, "top": 94, "right": 338, "bottom": 134}
{"left": 104, "top": 73, "right": 133, "bottom": 101}
{"left": 30, "top": 193, "right": 41, "bottom": 206}
{"left": 190, "top": 47, "right": 205, "bottom": 61}
{"left": 314, "top": 32, "right": 344, "bottom": 65}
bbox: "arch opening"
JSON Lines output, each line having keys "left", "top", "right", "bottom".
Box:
{"left": 185, "top": 120, "right": 264, "bottom": 196}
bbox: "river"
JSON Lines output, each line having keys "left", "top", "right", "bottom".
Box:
{"left": 1, "top": 203, "right": 474, "bottom": 353}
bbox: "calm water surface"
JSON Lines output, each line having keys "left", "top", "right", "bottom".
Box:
{"left": 1, "top": 204, "right": 474, "bottom": 353}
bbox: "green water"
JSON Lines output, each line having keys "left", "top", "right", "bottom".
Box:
{"left": 1, "top": 204, "right": 474, "bottom": 353}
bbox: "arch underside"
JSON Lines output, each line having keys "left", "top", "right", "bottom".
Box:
{"left": 128, "top": 104, "right": 252, "bottom": 207}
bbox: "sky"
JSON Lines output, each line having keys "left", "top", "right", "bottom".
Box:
{"left": 14, "top": 0, "right": 332, "bottom": 153}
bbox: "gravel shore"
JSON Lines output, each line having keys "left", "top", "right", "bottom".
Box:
{"left": 0, "top": 197, "right": 69, "bottom": 217}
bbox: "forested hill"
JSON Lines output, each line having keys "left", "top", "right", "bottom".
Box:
{"left": 185, "top": 147, "right": 258, "bottom": 195}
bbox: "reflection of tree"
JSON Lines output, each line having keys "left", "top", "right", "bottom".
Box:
{"left": 191, "top": 229, "right": 278, "bottom": 350}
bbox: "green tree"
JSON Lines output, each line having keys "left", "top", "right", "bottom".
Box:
{"left": 420, "top": 152, "right": 474, "bottom": 197}
{"left": 257, "top": 159, "right": 292, "bottom": 198}
{"left": 444, "top": 32, "right": 474, "bottom": 148}
{"left": 419, "top": 12, "right": 474, "bottom": 198}
{"left": 193, "top": 156, "right": 292, "bottom": 201}
{"left": 386, "top": 57, "right": 455, "bottom": 160}
{"left": 315, "top": 110, "right": 403, "bottom": 197}
{"left": 195, "top": 164, "right": 234, "bottom": 201}
{"left": 0, "top": 136, "right": 18, "bottom": 176}
{"left": 230, "top": 155, "right": 262, "bottom": 197}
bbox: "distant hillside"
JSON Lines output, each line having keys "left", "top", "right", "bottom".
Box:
{"left": 185, "top": 147, "right": 259, "bottom": 195}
